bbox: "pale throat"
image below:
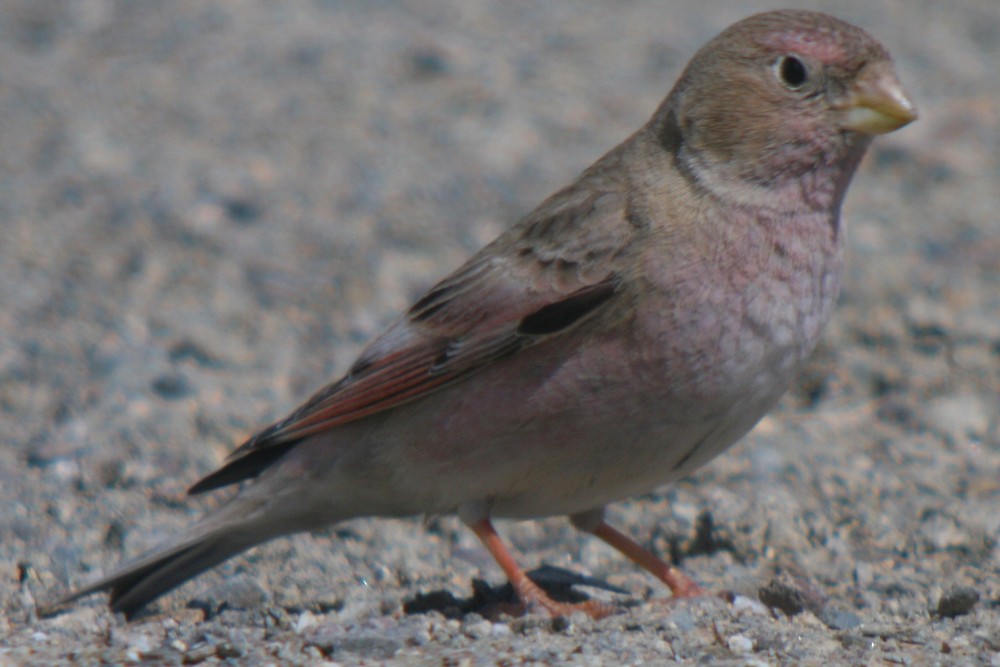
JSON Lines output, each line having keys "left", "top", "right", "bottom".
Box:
{"left": 678, "top": 135, "right": 869, "bottom": 217}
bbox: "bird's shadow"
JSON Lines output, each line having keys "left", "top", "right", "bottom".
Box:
{"left": 402, "top": 564, "right": 631, "bottom": 619}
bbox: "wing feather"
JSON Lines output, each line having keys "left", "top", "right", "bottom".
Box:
{"left": 189, "top": 182, "right": 637, "bottom": 495}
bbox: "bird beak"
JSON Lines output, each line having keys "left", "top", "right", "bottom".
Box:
{"left": 839, "top": 61, "right": 917, "bottom": 134}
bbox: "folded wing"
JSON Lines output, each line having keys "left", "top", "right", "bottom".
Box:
{"left": 189, "top": 186, "right": 638, "bottom": 494}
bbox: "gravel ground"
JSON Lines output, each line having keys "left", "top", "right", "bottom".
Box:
{"left": 1, "top": 1, "right": 998, "bottom": 665}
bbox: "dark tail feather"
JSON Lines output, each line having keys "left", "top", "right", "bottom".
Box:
{"left": 111, "top": 534, "right": 258, "bottom": 618}
{"left": 56, "top": 529, "right": 264, "bottom": 619}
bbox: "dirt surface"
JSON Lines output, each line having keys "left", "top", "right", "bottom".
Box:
{"left": 1, "top": 1, "right": 998, "bottom": 665}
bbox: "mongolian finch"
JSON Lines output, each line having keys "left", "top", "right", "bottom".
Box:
{"left": 59, "top": 9, "right": 915, "bottom": 619}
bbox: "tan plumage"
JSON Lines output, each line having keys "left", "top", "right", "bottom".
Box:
{"left": 56, "top": 10, "right": 915, "bottom": 619}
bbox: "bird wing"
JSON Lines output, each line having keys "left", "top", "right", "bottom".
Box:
{"left": 189, "top": 186, "right": 639, "bottom": 493}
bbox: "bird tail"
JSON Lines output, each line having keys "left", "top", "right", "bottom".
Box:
{"left": 54, "top": 524, "right": 266, "bottom": 618}
{"left": 52, "top": 492, "right": 300, "bottom": 619}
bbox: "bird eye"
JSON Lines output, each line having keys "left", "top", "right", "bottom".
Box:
{"left": 776, "top": 55, "right": 808, "bottom": 90}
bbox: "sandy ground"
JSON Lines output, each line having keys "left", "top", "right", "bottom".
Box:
{"left": 1, "top": 1, "right": 998, "bottom": 665}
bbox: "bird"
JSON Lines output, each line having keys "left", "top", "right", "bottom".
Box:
{"left": 57, "top": 9, "right": 916, "bottom": 620}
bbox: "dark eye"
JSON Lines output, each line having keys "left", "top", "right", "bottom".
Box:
{"left": 776, "top": 55, "right": 808, "bottom": 90}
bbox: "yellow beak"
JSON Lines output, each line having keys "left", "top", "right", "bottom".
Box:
{"left": 841, "top": 61, "right": 917, "bottom": 134}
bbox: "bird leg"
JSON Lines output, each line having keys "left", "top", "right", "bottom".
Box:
{"left": 466, "top": 517, "right": 616, "bottom": 619}
{"left": 571, "top": 510, "right": 704, "bottom": 598}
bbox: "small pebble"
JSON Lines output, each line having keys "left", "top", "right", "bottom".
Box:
{"left": 818, "top": 608, "right": 863, "bottom": 630}
{"left": 732, "top": 594, "right": 770, "bottom": 616}
{"left": 182, "top": 643, "right": 216, "bottom": 664}
{"left": 491, "top": 622, "right": 512, "bottom": 638}
{"left": 727, "top": 634, "right": 754, "bottom": 653}
{"left": 464, "top": 618, "right": 492, "bottom": 640}
{"left": 295, "top": 610, "right": 320, "bottom": 633}
{"left": 936, "top": 587, "right": 979, "bottom": 618}
{"left": 759, "top": 579, "right": 806, "bottom": 616}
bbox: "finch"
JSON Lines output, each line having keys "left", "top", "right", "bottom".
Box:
{"left": 58, "top": 9, "right": 915, "bottom": 619}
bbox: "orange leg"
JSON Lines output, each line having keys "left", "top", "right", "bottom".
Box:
{"left": 467, "top": 517, "right": 616, "bottom": 619}
{"left": 587, "top": 520, "right": 705, "bottom": 598}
